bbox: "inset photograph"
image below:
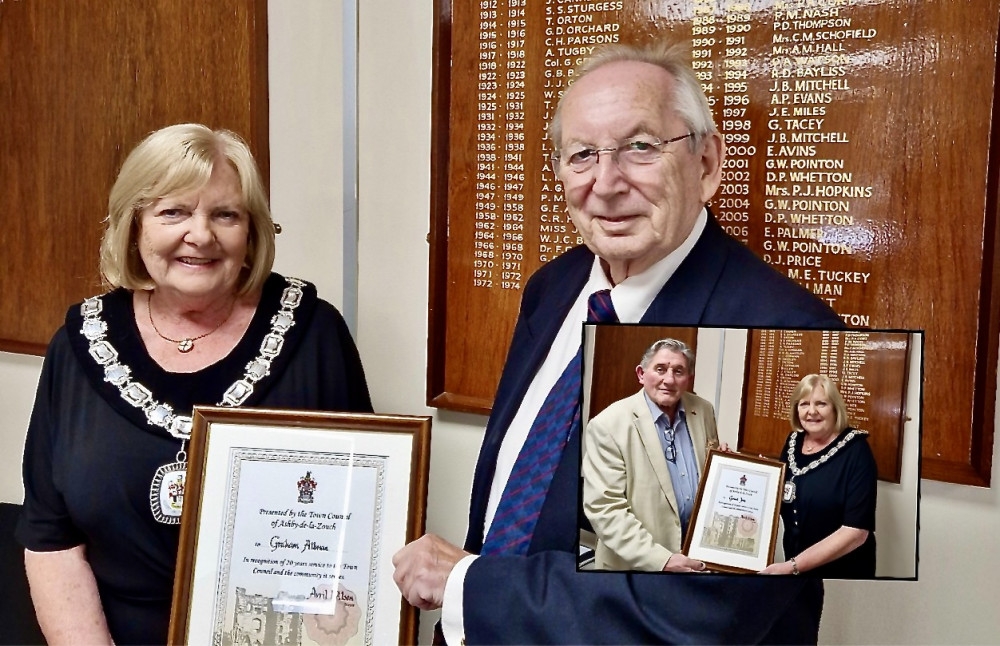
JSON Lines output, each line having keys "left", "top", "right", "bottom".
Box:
{"left": 578, "top": 324, "right": 921, "bottom": 580}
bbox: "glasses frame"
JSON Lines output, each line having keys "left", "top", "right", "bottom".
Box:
{"left": 663, "top": 423, "right": 677, "bottom": 463}
{"left": 552, "top": 132, "right": 695, "bottom": 176}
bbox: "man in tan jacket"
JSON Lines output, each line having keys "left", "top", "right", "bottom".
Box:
{"left": 583, "top": 338, "right": 719, "bottom": 571}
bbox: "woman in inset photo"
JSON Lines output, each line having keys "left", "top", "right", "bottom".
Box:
{"left": 761, "top": 374, "right": 877, "bottom": 578}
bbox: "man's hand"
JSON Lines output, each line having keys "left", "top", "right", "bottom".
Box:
{"left": 662, "top": 553, "right": 708, "bottom": 572}
{"left": 392, "top": 534, "right": 470, "bottom": 610}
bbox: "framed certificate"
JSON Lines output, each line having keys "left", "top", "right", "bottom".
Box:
{"left": 682, "top": 451, "right": 785, "bottom": 574}
{"left": 168, "top": 407, "right": 431, "bottom": 646}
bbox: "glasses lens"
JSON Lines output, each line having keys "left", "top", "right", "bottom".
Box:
{"left": 556, "top": 135, "right": 688, "bottom": 175}
{"left": 564, "top": 147, "right": 598, "bottom": 172}
{"left": 619, "top": 137, "right": 665, "bottom": 165}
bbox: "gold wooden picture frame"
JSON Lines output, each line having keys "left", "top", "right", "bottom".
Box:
{"left": 168, "top": 406, "right": 431, "bottom": 645}
{"left": 682, "top": 451, "right": 785, "bottom": 574}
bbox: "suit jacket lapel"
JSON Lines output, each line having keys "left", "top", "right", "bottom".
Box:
{"left": 631, "top": 392, "right": 680, "bottom": 515}
{"left": 683, "top": 392, "right": 710, "bottom": 468}
{"left": 641, "top": 210, "right": 729, "bottom": 325}
{"left": 467, "top": 247, "right": 593, "bottom": 551}
{"left": 493, "top": 249, "right": 592, "bottom": 431}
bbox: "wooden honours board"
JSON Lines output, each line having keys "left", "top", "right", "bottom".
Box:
{"left": 428, "top": 0, "right": 1000, "bottom": 485}
{"left": 738, "top": 329, "right": 911, "bottom": 483}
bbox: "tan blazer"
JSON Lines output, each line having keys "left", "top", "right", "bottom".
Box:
{"left": 582, "top": 389, "right": 718, "bottom": 571}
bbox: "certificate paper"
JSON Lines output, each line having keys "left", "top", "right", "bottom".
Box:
{"left": 170, "top": 409, "right": 429, "bottom": 646}
{"left": 215, "top": 449, "right": 382, "bottom": 644}
{"left": 683, "top": 451, "right": 784, "bottom": 573}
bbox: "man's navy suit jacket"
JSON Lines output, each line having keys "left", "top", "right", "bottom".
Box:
{"left": 461, "top": 215, "right": 844, "bottom": 644}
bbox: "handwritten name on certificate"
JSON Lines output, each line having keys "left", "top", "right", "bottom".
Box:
{"left": 212, "top": 449, "right": 386, "bottom": 646}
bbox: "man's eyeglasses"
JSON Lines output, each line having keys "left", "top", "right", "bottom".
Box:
{"left": 552, "top": 133, "right": 695, "bottom": 175}
{"left": 663, "top": 425, "right": 677, "bottom": 463}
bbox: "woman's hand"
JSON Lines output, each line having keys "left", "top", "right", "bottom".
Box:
{"left": 761, "top": 526, "right": 870, "bottom": 576}
{"left": 759, "top": 560, "right": 796, "bottom": 575}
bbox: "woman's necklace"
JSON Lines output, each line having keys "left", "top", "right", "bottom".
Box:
{"left": 802, "top": 435, "right": 833, "bottom": 454}
{"left": 783, "top": 429, "right": 868, "bottom": 503}
{"left": 147, "top": 291, "right": 236, "bottom": 353}
{"left": 79, "top": 276, "right": 307, "bottom": 523}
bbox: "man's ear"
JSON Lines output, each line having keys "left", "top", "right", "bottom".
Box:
{"left": 699, "top": 132, "right": 725, "bottom": 204}
{"left": 635, "top": 364, "right": 644, "bottom": 385}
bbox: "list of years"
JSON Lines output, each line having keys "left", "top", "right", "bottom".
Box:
{"left": 469, "top": 0, "right": 879, "bottom": 319}
{"left": 472, "top": 0, "right": 622, "bottom": 292}
{"left": 472, "top": 0, "right": 520, "bottom": 291}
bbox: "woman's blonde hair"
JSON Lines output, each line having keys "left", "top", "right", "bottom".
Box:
{"left": 99, "top": 123, "right": 275, "bottom": 294}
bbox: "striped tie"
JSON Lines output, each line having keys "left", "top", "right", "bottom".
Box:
{"left": 482, "top": 289, "right": 618, "bottom": 555}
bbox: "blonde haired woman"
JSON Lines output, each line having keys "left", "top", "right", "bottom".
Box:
{"left": 17, "top": 124, "right": 372, "bottom": 644}
{"left": 760, "top": 374, "right": 876, "bottom": 578}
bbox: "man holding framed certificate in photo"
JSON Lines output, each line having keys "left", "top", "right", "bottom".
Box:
{"left": 582, "top": 338, "right": 724, "bottom": 572}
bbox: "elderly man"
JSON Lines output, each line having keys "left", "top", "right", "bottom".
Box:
{"left": 584, "top": 338, "right": 718, "bottom": 572}
{"left": 394, "top": 40, "right": 842, "bottom": 644}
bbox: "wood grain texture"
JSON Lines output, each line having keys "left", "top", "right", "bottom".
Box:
{"left": 738, "top": 329, "right": 910, "bottom": 483}
{"left": 0, "top": 0, "right": 269, "bottom": 354}
{"left": 428, "top": 0, "right": 999, "bottom": 485}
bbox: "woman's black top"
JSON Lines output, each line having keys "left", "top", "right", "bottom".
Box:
{"left": 779, "top": 428, "right": 877, "bottom": 579}
{"left": 16, "top": 274, "right": 372, "bottom": 644}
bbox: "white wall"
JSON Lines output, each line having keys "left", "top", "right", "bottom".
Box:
{"left": 356, "top": 2, "right": 479, "bottom": 642}
{"left": 1, "top": 1, "right": 998, "bottom": 643}
{"left": 268, "top": 0, "right": 346, "bottom": 306}
{"left": 0, "top": 352, "right": 43, "bottom": 503}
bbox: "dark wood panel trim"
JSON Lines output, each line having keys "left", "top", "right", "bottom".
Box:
{"left": 250, "top": 0, "right": 271, "bottom": 189}
{"left": 426, "top": 0, "right": 456, "bottom": 408}
{"left": 429, "top": 392, "right": 491, "bottom": 416}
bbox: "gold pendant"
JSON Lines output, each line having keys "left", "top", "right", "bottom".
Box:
{"left": 178, "top": 339, "right": 194, "bottom": 353}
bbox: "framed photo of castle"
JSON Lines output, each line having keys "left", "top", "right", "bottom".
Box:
{"left": 167, "top": 407, "right": 431, "bottom": 646}
{"left": 682, "top": 451, "right": 785, "bottom": 574}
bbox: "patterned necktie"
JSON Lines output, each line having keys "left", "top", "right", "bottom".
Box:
{"left": 482, "top": 289, "right": 618, "bottom": 555}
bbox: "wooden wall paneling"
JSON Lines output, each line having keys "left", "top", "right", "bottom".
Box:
{"left": 427, "top": 0, "right": 459, "bottom": 409}
{"left": 0, "top": 0, "right": 268, "bottom": 355}
{"left": 738, "top": 329, "right": 911, "bottom": 483}
{"left": 428, "top": 0, "right": 998, "bottom": 485}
